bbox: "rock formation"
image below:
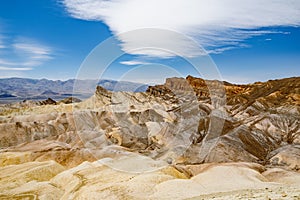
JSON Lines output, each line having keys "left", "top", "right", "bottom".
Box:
{"left": 0, "top": 75, "right": 299, "bottom": 199}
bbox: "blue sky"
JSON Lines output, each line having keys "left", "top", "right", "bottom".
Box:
{"left": 0, "top": 0, "right": 299, "bottom": 84}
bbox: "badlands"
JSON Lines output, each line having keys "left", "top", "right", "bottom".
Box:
{"left": 0, "top": 76, "right": 299, "bottom": 199}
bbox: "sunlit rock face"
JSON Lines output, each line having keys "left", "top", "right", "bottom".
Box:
{"left": 0, "top": 76, "right": 299, "bottom": 199}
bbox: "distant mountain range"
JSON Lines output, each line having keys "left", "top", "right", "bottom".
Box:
{"left": 0, "top": 77, "right": 148, "bottom": 103}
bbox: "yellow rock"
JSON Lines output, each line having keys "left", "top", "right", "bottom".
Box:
{"left": 0, "top": 160, "right": 65, "bottom": 192}
{"left": 0, "top": 151, "right": 32, "bottom": 167}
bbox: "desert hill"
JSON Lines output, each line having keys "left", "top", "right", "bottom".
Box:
{"left": 0, "top": 76, "right": 299, "bottom": 199}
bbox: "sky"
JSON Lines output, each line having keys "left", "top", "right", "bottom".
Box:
{"left": 0, "top": 0, "right": 299, "bottom": 84}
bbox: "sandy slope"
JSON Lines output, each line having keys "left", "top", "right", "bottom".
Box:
{"left": 0, "top": 155, "right": 299, "bottom": 199}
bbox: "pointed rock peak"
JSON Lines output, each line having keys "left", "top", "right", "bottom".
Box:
{"left": 95, "top": 85, "right": 112, "bottom": 98}
{"left": 186, "top": 75, "right": 199, "bottom": 80}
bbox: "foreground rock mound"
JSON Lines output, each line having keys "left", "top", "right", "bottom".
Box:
{"left": 0, "top": 160, "right": 299, "bottom": 199}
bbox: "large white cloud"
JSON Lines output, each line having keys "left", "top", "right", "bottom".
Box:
{"left": 63, "top": 0, "right": 300, "bottom": 57}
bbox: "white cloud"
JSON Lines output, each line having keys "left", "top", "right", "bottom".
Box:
{"left": 120, "top": 60, "right": 150, "bottom": 65}
{"left": 13, "top": 38, "right": 53, "bottom": 66}
{"left": 0, "top": 37, "right": 53, "bottom": 70}
{"left": 14, "top": 43, "right": 51, "bottom": 57}
{"left": 63, "top": 0, "right": 300, "bottom": 57}
{"left": 0, "top": 66, "right": 32, "bottom": 71}
{"left": 0, "top": 34, "right": 5, "bottom": 49}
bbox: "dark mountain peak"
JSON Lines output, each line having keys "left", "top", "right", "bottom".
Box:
{"left": 0, "top": 93, "right": 16, "bottom": 98}
{"left": 41, "top": 90, "right": 59, "bottom": 96}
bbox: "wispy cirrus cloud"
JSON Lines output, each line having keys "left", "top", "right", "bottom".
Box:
{"left": 120, "top": 60, "right": 150, "bottom": 66}
{"left": 0, "top": 37, "right": 53, "bottom": 71}
{"left": 63, "top": 0, "right": 300, "bottom": 57}
{"left": 0, "top": 66, "right": 32, "bottom": 71}
{"left": 13, "top": 39, "right": 53, "bottom": 66}
{"left": 0, "top": 36, "right": 5, "bottom": 49}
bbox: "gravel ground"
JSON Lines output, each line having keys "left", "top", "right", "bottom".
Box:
{"left": 188, "top": 186, "right": 300, "bottom": 200}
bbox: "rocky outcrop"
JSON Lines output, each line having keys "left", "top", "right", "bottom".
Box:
{"left": 269, "top": 145, "right": 300, "bottom": 171}
{"left": 146, "top": 76, "right": 300, "bottom": 165}
{"left": 40, "top": 98, "right": 57, "bottom": 105}
{"left": 0, "top": 76, "right": 299, "bottom": 168}
{"left": 58, "top": 97, "right": 82, "bottom": 104}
